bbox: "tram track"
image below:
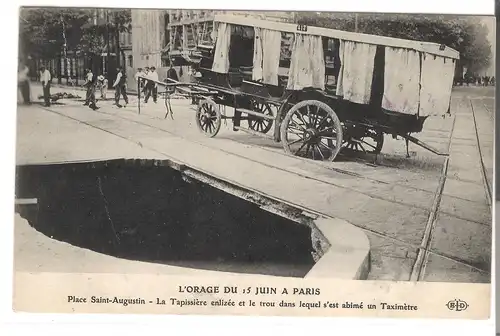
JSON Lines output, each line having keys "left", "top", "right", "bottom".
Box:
{"left": 410, "top": 96, "right": 493, "bottom": 281}
{"left": 71, "top": 104, "right": 489, "bottom": 225}
{"left": 470, "top": 100, "right": 493, "bottom": 207}
{"left": 37, "top": 104, "right": 490, "bottom": 277}
{"left": 482, "top": 102, "right": 494, "bottom": 122}
{"left": 409, "top": 112, "right": 455, "bottom": 281}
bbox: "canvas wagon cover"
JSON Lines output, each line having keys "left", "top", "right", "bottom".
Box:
{"left": 213, "top": 14, "right": 459, "bottom": 117}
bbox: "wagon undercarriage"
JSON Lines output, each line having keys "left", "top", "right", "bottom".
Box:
{"left": 139, "top": 78, "right": 450, "bottom": 163}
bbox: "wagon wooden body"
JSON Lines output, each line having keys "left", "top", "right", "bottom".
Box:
{"left": 140, "top": 14, "right": 460, "bottom": 162}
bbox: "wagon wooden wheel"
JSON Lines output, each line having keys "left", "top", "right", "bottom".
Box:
{"left": 196, "top": 98, "right": 222, "bottom": 137}
{"left": 342, "top": 125, "right": 384, "bottom": 155}
{"left": 247, "top": 100, "right": 274, "bottom": 134}
{"left": 280, "top": 100, "right": 343, "bottom": 162}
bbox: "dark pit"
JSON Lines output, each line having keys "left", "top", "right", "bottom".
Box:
{"left": 15, "top": 159, "right": 316, "bottom": 277}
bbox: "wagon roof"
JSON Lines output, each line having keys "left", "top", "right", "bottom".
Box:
{"left": 214, "top": 14, "right": 460, "bottom": 59}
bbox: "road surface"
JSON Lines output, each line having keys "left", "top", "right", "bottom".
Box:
{"left": 14, "top": 83, "right": 493, "bottom": 283}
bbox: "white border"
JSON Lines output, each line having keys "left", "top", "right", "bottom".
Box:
{"left": 2, "top": 0, "right": 495, "bottom": 335}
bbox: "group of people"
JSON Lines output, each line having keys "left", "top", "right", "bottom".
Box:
{"left": 134, "top": 66, "right": 159, "bottom": 104}
{"left": 17, "top": 61, "right": 53, "bottom": 107}
{"left": 454, "top": 75, "right": 496, "bottom": 87}
{"left": 18, "top": 62, "right": 190, "bottom": 110}
{"left": 82, "top": 67, "right": 129, "bottom": 110}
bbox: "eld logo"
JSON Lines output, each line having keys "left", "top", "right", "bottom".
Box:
{"left": 446, "top": 299, "right": 469, "bottom": 312}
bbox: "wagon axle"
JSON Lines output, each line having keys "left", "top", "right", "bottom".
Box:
{"left": 303, "top": 128, "right": 320, "bottom": 144}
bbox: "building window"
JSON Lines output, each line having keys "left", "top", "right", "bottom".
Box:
{"left": 128, "top": 55, "right": 133, "bottom": 67}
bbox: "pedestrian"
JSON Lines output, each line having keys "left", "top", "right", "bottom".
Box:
{"left": 166, "top": 64, "right": 179, "bottom": 82}
{"left": 165, "top": 64, "right": 179, "bottom": 96}
{"left": 142, "top": 66, "right": 150, "bottom": 95}
{"left": 97, "top": 73, "right": 108, "bottom": 100}
{"left": 18, "top": 61, "right": 31, "bottom": 105}
{"left": 113, "top": 67, "right": 128, "bottom": 108}
{"left": 134, "top": 67, "right": 146, "bottom": 92}
{"left": 189, "top": 64, "right": 202, "bottom": 105}
{"left": 83, "top": 68, "right": 94, "bottom": 106}
{"left": 39, "top": 66, "right": 51, "bottom": 107}
{"left": 144, "top": 66, "right": 158, "bottom": 104}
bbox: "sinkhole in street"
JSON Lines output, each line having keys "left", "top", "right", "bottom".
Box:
{"left": 15, "top": 159, "right": 316, "bottom": 277}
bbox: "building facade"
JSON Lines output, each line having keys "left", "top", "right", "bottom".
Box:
{"left": 167, "top": 10, "right": 295, "bottom": 57}
{"left": 128, "top": 9, "right": 295, "bottom": 87}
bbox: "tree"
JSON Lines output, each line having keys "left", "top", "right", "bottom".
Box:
{"left": 294, "top": 12, "right": 492, "bottom": 74}
{"left": 110, "top": 9, "right": 132, "bottom": 67}
{"left": 79, "top": 9, "right": 131, "bottom": 66}
{"left": 19, "top": 7, "right": 92, "bottom": 60}
{"left": 19, "top": 8, "right": 131, "bottom": 58}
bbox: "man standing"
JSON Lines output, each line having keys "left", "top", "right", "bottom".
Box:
{"left": 113, "top": 67, "right": 128, "bottom": 108}
{"left": 18, "top": 61, "right": 31, "bottom": 105}
{"left": 144, "top": 66, "right": 158, "bottom": 104}
{"left": 83, "top": 68, "right": 94, "bottom": 106}
{"left": 39, "top": 66, "right": 51, "bottom": 107}
{"left": 166, "top": 62, "right": 179, "bottom": 82}
{"left": 97, "top": 73, "right": 108, "bottom": 100}
{"left": 142, "top": 67, "right": 151, "bottom": 95}
{"left": 134, "top": 67, "right": 145, "bottom": 92}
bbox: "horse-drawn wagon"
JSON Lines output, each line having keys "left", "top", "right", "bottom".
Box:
{"left": 140, "top": 14, "right": 459, "bottom": 162}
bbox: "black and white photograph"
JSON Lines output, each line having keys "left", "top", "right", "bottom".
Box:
{"left": 12, "top": 4, "right": 494, "bottom": 319}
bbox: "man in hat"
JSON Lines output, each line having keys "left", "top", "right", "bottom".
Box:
{"left": 113, "top": 67, "right": 129, "bottom": 108}
{"left": 39, "top": 66, "right": 51, "bottom": 107}
{"left": 144, "top": 66, "right": 158, "bottom": 104}
{"left": 142, "top": 67, "right": 151, "bottom": 95}
{"left": 83, "top": 68, "right": 94, "bottom": 106}
{"left": 134, "top": 67, "right": 146, "bottom": 92}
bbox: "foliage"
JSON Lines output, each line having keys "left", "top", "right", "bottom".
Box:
{"left": 19, "top": 7, "right": 131, "bottom": 59}
{"left": 79, "top": 9, "right": 132, "bottom": 54}
{"left": 295, "top": 12, "right": 492, "bottom": 73}
{"left": 19, "top": 7, "right": 92, "bottom": 59}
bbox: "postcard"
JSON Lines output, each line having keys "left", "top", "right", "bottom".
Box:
{"left": 13, "top": 6, "right": 494, "bottom": 320}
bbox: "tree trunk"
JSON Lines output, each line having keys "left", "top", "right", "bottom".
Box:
{"left": 60, "top": 14, "right": 69, "bottom": 85}
{"left": 106, "top": 10, "right": 111, "bottom": 89}
{"left": 115, "top": 26, "right": 121, "bottom": 68}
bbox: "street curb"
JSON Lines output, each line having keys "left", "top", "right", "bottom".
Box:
{"left": 306, "top": 217, "right": 371, "bottom": 280}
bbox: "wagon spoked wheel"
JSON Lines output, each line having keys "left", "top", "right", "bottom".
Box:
{"left": 280, "top": 100, "right": 343, "bottom": 162}
{"left": 195, "top": 98, "right": 221, "bottom": 138}
{"left": 247, "top": 100, "right": 274, "bottom": 134}
{"left": 342, "top": 126, "right": 384, "bottom": 155}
